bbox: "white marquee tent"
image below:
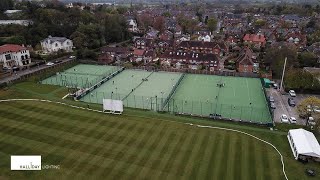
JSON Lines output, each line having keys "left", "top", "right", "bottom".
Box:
{"left": 103, "top": 99, "right": 123, "bottom": 114}
{"left": 287, "top": 128, "right": 320, "bottom": 160}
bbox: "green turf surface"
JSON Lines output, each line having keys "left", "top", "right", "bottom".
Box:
{"left": 41, "top": 64, "right": 120, "bottom": 88}
{"left": 0, "top": 101, "right": 282, "bottom": 179}
{"left": 124, "top": 71, "right": 182, "bottom": 110}
{"left": 0, "top": 83, "right": 319, "bottom": 180}
{"left": 80, "top": 70, "right": 182, "bottom": 110}
{"left": 168, "top": 74, "right": 272, "bottom": 124}
{"left": 80, "top": 70, "right": 152, "bottom": 104}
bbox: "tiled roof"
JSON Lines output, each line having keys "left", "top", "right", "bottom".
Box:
{"left": 0, "top": 44, "right": 27, "bottom": 54}
{"left": 243, "top": 34, "right": 266, "bottom": 43}
{"left": 178, "top": 41, "right": 227, "bottom": 50}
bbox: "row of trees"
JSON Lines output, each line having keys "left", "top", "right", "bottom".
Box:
{"left": 284, "top": 68, "right": 320, "bottom": 92}
{"left": 0, "top": 1, "right": 131, "bottom": 59}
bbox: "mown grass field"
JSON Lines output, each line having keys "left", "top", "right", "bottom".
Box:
{"left": 0, "top": 81, "right": 319, "bottom": 180}
{"left": 0, "top": 100, "right": 282, "bottom": 180}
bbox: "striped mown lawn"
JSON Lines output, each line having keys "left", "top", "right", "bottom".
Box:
{"left": 0, "top": 100, "right": 284, "bottom": 180}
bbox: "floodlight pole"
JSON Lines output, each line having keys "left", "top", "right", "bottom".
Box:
{"left": 280, "top": 57, "right": 287, "bottom": 92}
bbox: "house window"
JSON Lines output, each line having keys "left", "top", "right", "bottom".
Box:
{"left": 21, "top": 55, "right": 25, "bottom": 60}
{"left": 55, "top": 43, "right": 58, "bottom": 47}
{"left": 5, "top": 54, "right": 11, "bottom": 60}
{"left": 25, "top": 55, "right": 28, "bottom": 59}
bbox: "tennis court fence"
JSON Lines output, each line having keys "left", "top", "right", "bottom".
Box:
{"left": 126, "top": 66, "right": 260, "bottom": 78}
{"left": 81, "top": 91, "right": 273, "bottom": 125}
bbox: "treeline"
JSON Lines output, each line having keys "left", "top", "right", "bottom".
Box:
{"left": 242, "top": 4, "right": 320, "bottom": 16}
{"left": 284, "top": 68, "right": 320, "bottom": 93}
{"left": 0, "top": 1, "right": 131, "bottom": 53}
{"left": 0, "top": 0, "right": 13, "bottom": 12}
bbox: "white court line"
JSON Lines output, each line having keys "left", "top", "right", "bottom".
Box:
{"left": 0, "top": 99, "right": 288, "bottom": 180}
{"left": 62, "top": 94, "right": 69, "bottom": 99}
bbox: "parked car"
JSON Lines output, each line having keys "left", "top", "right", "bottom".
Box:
{"left": 289, "top": 117, "right": 297, "bottom": 124}
{"left": 307, "top": 105, "right": 312, "bottom": 112}
{"left": 288, "top": 98, "right": 296, "bottom": 107}
{"left": 289, "top": 90, "right": 296, "bottom": 97}
{"left": 269, "top": 96, "right": 275, "bottom": 102}
{"left": 307, "top": 117, "right": 316, "bottom": 126}
{"left": 69, "top": 55, "right": 76, "bottom": 59}
{"left": 307, "top": 105, "right": 320, "bottom": 113}
{"left": 54, "top": 60, "right": 62, "bottom": 64}
{"left": 273, "top": 83, "right": 278, "bottom": 89}
{"left": 270, "top": 102, "right": 276, "bottom": 109}
{"left": 281, "top": 114, "right": 289, "bottom": 123}
{"left": 314, "top": 106, "right": 320, "bottom": 113}
{"left": 46, "top": 62, "right": 54, "bottom": 66}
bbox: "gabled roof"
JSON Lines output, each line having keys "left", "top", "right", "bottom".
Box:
{"left": 178, "top": 41, "right": 227, "bottom": 50}
{"left": 236, "top": 47, "right": 254, "bottom": 65}
{"left": 289, "top": 129, "right": 320, "bottom": 158}
{"left": 133, "top": 49, "right": 145, "bottom": 56}
{"left": 0, "top": 44, "right": 27, "bottom": 54}
{"left": 243, "top": 34, "right": 266, "bottom": 43}
{"left": 41, "top": 36, "right": 69, "bottom": 44}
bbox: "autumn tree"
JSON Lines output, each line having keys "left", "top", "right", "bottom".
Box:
{"left": 297, "top": 97, "right": 320, "bottom": 133}
{"left": 264, "top": 45, "right": 298, "bottom": 78}
{"left": 207, "top": 18, "right": 217, "bottom": 33}
{"left": 153, "top": 16, "right": 165, "bottom": 33}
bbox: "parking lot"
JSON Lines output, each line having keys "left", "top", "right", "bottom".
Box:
{"left": 267, "top": 87, "right": 320, "bottom": 125}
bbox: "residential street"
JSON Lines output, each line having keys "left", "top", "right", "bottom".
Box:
{"left": 0, "top": 58, "right": 72, "bottom": 85}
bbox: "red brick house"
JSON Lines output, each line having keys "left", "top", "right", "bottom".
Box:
{"left": 98, "top": 47, "right": 131, "bottom": 64}
{"left": 243, "top": 34, "right": 266, "bottom": 48}
{"left": 235, "top": 47, "right": 256, "bottom": 73}
{"left": 177, "top": 41, "right": 228, "bottom": 56}
{"left": 159, "top": 50, "right": 220, "bottom": 70}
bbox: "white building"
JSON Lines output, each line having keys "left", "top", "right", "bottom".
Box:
{"left": 0, "top": 20, "right": 33, "bottom": 26}
{"left": 0, "top": 44, "right": 31, "bottom": 68}
{"left": 4, "top": 10, "right": 22, "bottom": 16}
{"left": 40, "top": 36, "right": 73, "bottom": 54}
{"left": 127, "top": 19, "right": 138, "bottom": 33}
{"left": 197, "top": 34, "right": 211, "bottom": 42}
{"left": 287, "top": 129, "right": 320, "bottom": 161}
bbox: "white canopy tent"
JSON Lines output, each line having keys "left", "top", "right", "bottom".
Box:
{"left": 103, "top": 99, "right": 123, "bottom": 114}
{"left": 287, "top": 128, "right": 320, "bottom": 160}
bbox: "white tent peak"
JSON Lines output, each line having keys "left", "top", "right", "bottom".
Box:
{"left": 288, "top": 128, "right": 320, "bottom": 159}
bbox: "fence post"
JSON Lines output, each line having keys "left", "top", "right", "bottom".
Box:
{"left": 200, "top": 101, "right": 203, "bottom": 116}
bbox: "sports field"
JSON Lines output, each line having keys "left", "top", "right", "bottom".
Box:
{"left": 168, "top": 74, "right": 272, "bottom": 123}
{"left": 80, "top": 70, "right": 152, "bottom": 104}
{"left": 80, "top": 70, "right": 182, "bottom": 110}
{"left": 41, "top": 64, "right": 120, "bottom": 88}
{"left": 0, "top": 100, "right": 283, "bottom": 180}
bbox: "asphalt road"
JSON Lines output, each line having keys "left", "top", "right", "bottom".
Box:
{"left": 0, "top": 58, "right": 72, "bottom": 84}
{"left": 267, "top": 88, "right": 320, "bottom": 125}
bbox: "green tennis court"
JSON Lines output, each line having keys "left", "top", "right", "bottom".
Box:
{"left": 80, "top": 70, "right": 152, "bottom": 104}
{"left": 124, "top": 71, "right": 182, "bottom": 110}
{"left": 167, "top": 74, "right": 272, "bottom": 124}
{"left": 80, "top": 70, "right": 183, "bottom": 110}
{"left": 41, "top": 64, "right": 120, "bottom": 88}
